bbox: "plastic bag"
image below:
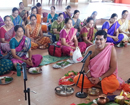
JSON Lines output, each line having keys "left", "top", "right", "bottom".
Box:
{"left": 72, "top": 47, "right": 83, "bottom": 63}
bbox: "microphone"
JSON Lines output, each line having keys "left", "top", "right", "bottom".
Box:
{"left": 81, "top": 51, "right": 92, "bottom": 63}
{"left": 22, "top": 62, "right": 27, "bottom": 81}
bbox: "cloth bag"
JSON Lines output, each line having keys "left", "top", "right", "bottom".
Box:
{"left": 72, "top": 47, "right": 83, "bottom": 63}
{"left": 48, "top": 43, "right": 62, "bottom": 57}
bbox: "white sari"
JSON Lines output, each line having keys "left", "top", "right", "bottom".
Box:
{"left": 118, "top": 19, "right": 130, "bottom": 42}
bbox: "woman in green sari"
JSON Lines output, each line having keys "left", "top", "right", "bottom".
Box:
{"left": 49, "top": 13, "right": 64, "bottom": 42}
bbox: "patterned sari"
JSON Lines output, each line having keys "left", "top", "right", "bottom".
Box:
{"left": 0, "top": 27, "right": 15, "bottom": 53}
{"left": 80, "top": 26, "right": 97, "bottom": 44}
{"left": 0, "top": 16, "right": 5, "bottom": 27}
{"left": 26, "top": 23, "right": 50, "bottom": 50}
{"left": 57, "top": 27, "right": 87, "bottom": 56}
{"left": 10, "top": 15, "right": 23, "bottom": 26}
{"left": 102, "top": 21, "right": 124, "bottom": 44}
{"left": 118, "top": 19, "right": 130, "bottom": 42}
{"left": 9, "top": 36, "right": 42, "bottom": 67}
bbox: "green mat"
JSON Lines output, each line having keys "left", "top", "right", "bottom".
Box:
{"left": 39, "top": 55, "right": 69, "bottom": 66}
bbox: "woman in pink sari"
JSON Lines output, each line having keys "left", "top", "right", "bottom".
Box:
{"left": 57, "top": 18, "right": 87, "bottom": 56}
{"left": 0, "top": 16, "right": 15, "bottom": 53}
{"left": 9, "top": 25, "right": 42, "bottom": 69}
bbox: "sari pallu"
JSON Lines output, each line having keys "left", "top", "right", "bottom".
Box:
{"left": 57, "top": 28, "right": 87, "bottom": 56}
{"left": 10, "top": 15, "right": 23, "bottom": 26}
{"left": 9, "top": 36, "right": 42, "bottom": 67}
{"left": 26, "top": 23, "right": 50, "bottom": 50}
{"left": 118, "top": 19, "right": 130, "bottom": 42}
{"left": 80, "top": 26, "right": 96, "bottom": 46}
{"left": 102, "top": 21, "right": 124, "bottom": 44}
{"left": 0, "top": 27, "right": 15, "bottom": 53}
{"left": 0, "top": 16, "right": 5, "bottom": 27}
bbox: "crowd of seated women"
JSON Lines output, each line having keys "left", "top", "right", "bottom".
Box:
{"left": 0, "top": 2, "right": 130, "bottom": 75}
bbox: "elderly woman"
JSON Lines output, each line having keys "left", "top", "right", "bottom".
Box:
{"left": 9, "top": 25, "right": 43, "bottom": 69}
{"left": 72, "top": 10, "right": 81, "bottom": 37}
{"left": 57, "top": 18, "right": 87, "bottom": 56}
{"left": 0, "top": 16, "right": 15, "bottom": 53}
{"left": 26, "top": 14, "right": 50, "bottom": 50}
{"left": 80, "top": 17, "right": 97, "bottom": 46}
{"left": 0, "top": 50, "right": 14, "bottom": 75}
{"left": 102, "top": 13, "right": 124, "bottom": 45}
{"left": 10, "top": 7, "right": 23, "bottom": 26}
{"left": 63, "top": 5, "right": 72, "bottom": 19}
{"left": 49, "top": 13, "right": 64, "bottom": 42}
{"left": 118, "top": 10, "right": 130, "bottom": 42}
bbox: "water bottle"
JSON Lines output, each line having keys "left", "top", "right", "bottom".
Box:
{"left": 16, "top": 63, "right": 21, "bottom": 76}
{"left": 70, "top": 49, "right": 73, "bottom": 60}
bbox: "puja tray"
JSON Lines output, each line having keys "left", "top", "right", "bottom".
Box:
{"left": 55, "top": 85, "right": 74, "bottom": 96}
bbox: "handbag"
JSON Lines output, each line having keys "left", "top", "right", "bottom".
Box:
{"left": 48, "top": 43, "right": 62, "bottom": 57}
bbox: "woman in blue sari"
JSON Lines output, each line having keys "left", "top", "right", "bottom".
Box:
{"left": 10, "top": 7, "right": 23, "bottom": 26}
{"left": 102, "top": 13, "right": 124, "bottom": 45}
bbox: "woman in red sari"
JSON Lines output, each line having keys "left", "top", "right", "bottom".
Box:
{"left": 57, "top": 18, "right": 87, "bottom": 56}
{"left": 80, "top": 17, "right": 97, "bottom": 46}
{"left": 0, "top": 15, "right": 15, "bottom": 53}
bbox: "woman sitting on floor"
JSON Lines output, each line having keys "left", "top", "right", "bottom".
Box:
{"left": 0, "top": 16, "right": 15, "bottom": 53}
{"left": 118, "top": 10, "right": 130, "bottom": 42}
{"left": 57, "top": 18, "right": 87, "bottom": 56}
{"left": 49, "top": 13, "right": 64, "bottom": 42}
{"left": 83, "top": 11, "right": 98, "bottom": 29}
{"left": 102, "top": 13, "right": 124, "bottom": 45}
{"left": 0, "top": 49, "right": 14, "bottom": 75}
{"left": 26, "top": 14, "right": 50, "bottom": 50}
{"left": 80, "top": 17, "right": 97, "bottom": 46}
{"left": 47, "top": 6, "right": 58, "bottom": 31}
{"left": 72, "top": 10, "right": 81, "bottom": 37}
{"left": 28, "top": 6, "right": 47, "bottom": 32}
{"left": 10, "top": 7, "right": 23, "bottom": 26}
{"left": 9, "top": 25, "right": 43, "bottom": 69}
{"left": 63, "top": 5, "right": 72, "bottom": 19}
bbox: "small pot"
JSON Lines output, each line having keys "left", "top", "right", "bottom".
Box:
{"left": 1, "top": 78, "right": 5, "bottom": 84}
{"left": 97, "top": 96, "right": 107, "bottom": 105}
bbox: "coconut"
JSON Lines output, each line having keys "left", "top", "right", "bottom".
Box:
{"left": 114, "top": 96, "right": 124, "bottom": 105}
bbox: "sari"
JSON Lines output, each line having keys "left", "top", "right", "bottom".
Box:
{"left": 26, "top": 23, "right": 50, "bottom": 50}
{"left": 50, "top": 20, "right": 64, "bottom": 41}
{"left": 62, "top": 12, "right": 71, "bottom": 19}
{"left": 57, "top": 27, "right": 87, "bottom": 56}
{"left": 74, "top": 43, "right": 123, "bottom": 94}
{"left": 9, "top": 36, "right": 42, "bottom": 67}
{"left": 47, "top": 13, "right": 58, "bottom": 23}
{"left": 72, "top": 18, "right": 81, "bottom": 32}
{"left": 0, "top": 27, "right": 15, "bottom": 53}
{"left": 102, "top": 21, "right": 124, "bottom": 44}
{"left": 28, "top": 14, "right": 47, "bottom": 32}
{"left": 0, "top": 16, "right": 5, "bottom": 27}
{"left": 10, "top": 15, "right": 23, "bottom": 26}
{"left": 118, "top": 19, "right": 130, "bottom": 42}
{"left": 80, "top": 26, "right": 97, "bottom": 45}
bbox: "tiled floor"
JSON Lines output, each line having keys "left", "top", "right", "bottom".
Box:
{"left": 0, "top": 2, "right": 130, "bottom": 105}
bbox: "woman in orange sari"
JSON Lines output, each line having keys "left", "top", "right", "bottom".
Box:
{"left": 26, "top": 14, "right": 50, "bottom": 50}
{"left": 28, "top": 6, "right": 47, "bottom": 32}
